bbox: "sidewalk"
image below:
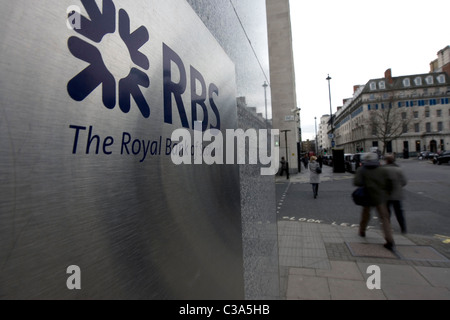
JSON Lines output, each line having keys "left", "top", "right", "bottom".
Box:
{"left": 276, "top": 165, "right": 450, "bottom": 300}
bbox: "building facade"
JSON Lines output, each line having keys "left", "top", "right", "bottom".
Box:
{"left": 317, "top": 114, "right": 331, "bottom": 154}
{"left": 430, "top": 45, "right": 450, "bottom": 75}
{"left": 332, "top": 69, "right": 450, "bottom": 156}
{"left": 266, "top": 0, "right": 300, "bottom": 172}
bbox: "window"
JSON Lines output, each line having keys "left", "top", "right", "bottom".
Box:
{"left": 426, "top": 123, "right": 431, "bottom": 133}
{"left": 425, "top": 75, "right": 434, "bottom": 85}
{"left": 438, "top": 122, "right": 443, "bottom": 131}
{"left": 402, "top": 112, "right": 407, "bottom": 120}
{"left": 414, "top": 111, "right": 419, "bottom": 118}
{"left": 437, "top": 74, "right": 445, "bottom": 84}
{"left": 425, "top": 108, "right": 430, "bottom": 117}
{"left": 414, "top": 123, "right": 420, "bottom": 133}
{"left": 437, "top": 110, "right": 442, "bottom": 117}
{"left": 370, "top": 82, "right": 377, "bottom": 90}
{"left": 402, "top": 124, "right": 408, "bottom": 133}
{"left": 386, "top": 141, "right": 393, "bottom": 153}
{"left": 403, "top": 78, "right": 411, "bottom": 87}
{"left": 414, "top": 77, "right": 422, "bottom": 86}
{"left": 416, "top": 140, "right": 421, "bottom": 152}
{"left": 379, "top": 81, "right": 386, "bottom": 89}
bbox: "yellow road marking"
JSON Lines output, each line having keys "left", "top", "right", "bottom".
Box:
{"left": 434, "top": 234, "right": 450, "bottom": 244}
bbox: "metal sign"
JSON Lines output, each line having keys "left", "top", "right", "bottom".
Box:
{"left": 285, "top": 115, "right": 295, "bottom": 121}
{"left": 0, "top": 0, "right": 243, "bottom": 299}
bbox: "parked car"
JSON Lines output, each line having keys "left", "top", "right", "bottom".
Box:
{"left": 323, "top": 155, "right": 333, "bottom": 166}
{"left": 420, "top": 151, "right": 438, "bottom": 160}
{"left": 433, "top": 151, "right": 450, "bottom": 165}
{"left": 344, "top": 154, "right": 354, "bottom": 172}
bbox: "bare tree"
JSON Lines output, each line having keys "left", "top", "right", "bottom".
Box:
{"left": 367, "top": 104, "right": 413, "bottom": 155}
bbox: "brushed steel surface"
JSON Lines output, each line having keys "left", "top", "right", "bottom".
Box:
{"left": 0, "top": 0, "right": 243, "bottom": 299}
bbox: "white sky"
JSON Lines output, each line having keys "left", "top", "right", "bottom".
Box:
{"left": 289, "top": 0, "right": 450, "bottom": 141}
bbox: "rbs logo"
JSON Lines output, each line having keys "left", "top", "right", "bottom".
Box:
{"left": 67, "top": 0, "right": 221, "bottom": 130}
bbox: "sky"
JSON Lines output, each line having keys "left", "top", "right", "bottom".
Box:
{"left": 289, "top": 0, "right": 450, "bottom": 141}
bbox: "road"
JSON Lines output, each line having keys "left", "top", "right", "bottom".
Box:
{"left": 276, "top": 159, "right": 450, "bottom": 238}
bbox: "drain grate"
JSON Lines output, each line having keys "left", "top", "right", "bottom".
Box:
{"left": 346, "top": 242, "right": 398, "bottom": 259}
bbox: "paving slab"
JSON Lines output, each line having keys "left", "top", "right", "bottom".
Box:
{"left": 316, "top": 261, "right": 364, "bottom": 281}
{"left": 328, "top": 278, "right": 386, "bottom": 300}
{"left": 289, "top": 267, "right": 316, "bottom": 276}
{"left": 357, "top": 263, "right": 430, "bottom": 286}
{"left": 414, "top": 266, "right": 450, "bottom": 288}
{"left": 279, "top": 255, "right": 302, "bottom": 268}
{"left": 397, "top": 246, "right": 449, "bottom": 262}
{"left": 382, "top": 283, "right": 450, "bottom": 300}
{"left": 286, "top": 275, "right": 330, "bottom": 300}
{"left": 302, "top": 257, "right": 330, "bottom": 269}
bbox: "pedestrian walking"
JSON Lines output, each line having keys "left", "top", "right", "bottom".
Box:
{"left": 384, "top": 154, "right": 408, "bottom": 234}
{"left": 303, "top": 154, "right": 309, "bottom": 169}
{"left": 318, "top": 155, "right": 323, "bottom": 168}
{"left": 279, "top": 157, "right": 287, "bottom": 176}
{"left": 309, "top": 156, "right": 321, "bottom": 199}
{"left": 354, "top": 152, "right": 395, "bottom": 250}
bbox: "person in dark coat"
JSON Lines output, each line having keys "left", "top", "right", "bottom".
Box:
{"left": 309, "top": 156, "right": 321, "bottom": 199}
{"left": 354, "top": 152, "right": 395, "bottom": 250}
{"left": 317, "top": 155, "right": 323, "bottom": 168}
{"left": 279, "top": 157, "right": 287, "bottom": 176}
{"left": 303, "top": 154, "right": 309, "bottom": 169}
{"left": 384, "top": 154, "right": 407, "bottom": 234}
{"left": 280, "top": 157, "right": 287, "bottom": 176}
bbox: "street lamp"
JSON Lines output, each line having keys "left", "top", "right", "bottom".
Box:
{"left": 298, "top": 108, "right": 302, "bottom": 173}
{"left": 291, "top": 107, "right": 301, "bottom": 173}
{"left": 263, "top": 81, "right": 268, "bottom": 120}
{"left": 280, "top": 130, "right": 291, "bottom": 179}
{"left": 326, "top": 74, "right": 334, "bottom": 148}
{"left": 314, "top": 116, "right": 318, "bottom": 155}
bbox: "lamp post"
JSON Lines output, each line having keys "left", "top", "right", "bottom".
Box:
{"left": 280, "top": 130, "right": 291, "bottom": 179}
{"left": 326, "top": 74, "right": 334, "bottom": 148}
{"left": 263, "top": 81, "right": 268, "bottom": 120}
{"left": 298, "top": 108, "right": 302, "bottom": 173}
{"left": 314, "top": 116, "right": 318, "bottom": 155}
